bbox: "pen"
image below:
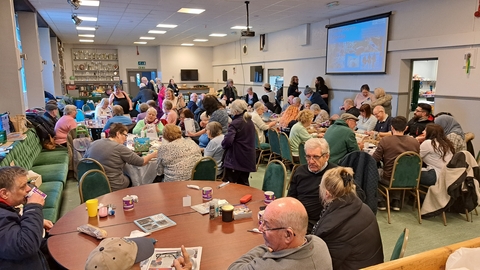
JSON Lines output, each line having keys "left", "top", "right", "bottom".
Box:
{"left": 218, "top": 181, "right": 230, "bottom": 189}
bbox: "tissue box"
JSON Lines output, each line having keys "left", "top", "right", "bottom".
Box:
{"left": 233, "top": 204, "right": 252, "bottom": 220}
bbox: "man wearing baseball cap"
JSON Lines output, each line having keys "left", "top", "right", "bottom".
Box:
{"left": 324, "top": 113, "right": 360, "bottom": 164}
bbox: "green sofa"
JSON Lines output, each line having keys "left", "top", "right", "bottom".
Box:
{"left": 0, "top": 129, "right": 69, "bottom": 222}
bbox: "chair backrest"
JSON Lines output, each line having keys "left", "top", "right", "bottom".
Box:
{"left": 390, "top": 151, "right": 422, "bottom": 188}
{"left": 76, "top": 109, "right": 85, "bottom": 122}
{"left": 298, "top": 141, "right": 307, "bottom": 165}
{"left": 262, "top": 160, "right": 287, "bottom": 198}
{"left": 278, "top": 132, "right": 293, "bottom": 162}
{"left": 390, "top": 228, "right": 409, "bottom": 260}
{"left": 191, "top": 156, "right": 218, "bottom": 181}
{"left": 77, "top": 158, "right": 106, "bottom": 181}
{"left": 254, "top": 131, "right": 260, "bottom": 149}
{"left": 82, "top": 104, "right": 91, "bottom": 112}
{"left": 267, "top": 129, "right": 281, "bottom": 156}
{"left": 79, "top": 169, "right": 111, "bottom": 203}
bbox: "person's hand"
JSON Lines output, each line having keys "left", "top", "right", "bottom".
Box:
{"left": 149, "top": 150, "right": 158, "bottom": 158}
{"left": 26, "top": 191, "right": 45, "bottom": 206}
{"left": 185, "top": 131, "right": 193, "bottom": 137}
{"left": 129, "top": 107, "right": 133, "bottom": 111}
{"left": 358, "top": 141, "right": 365, "bottom": 150}
{"left": 43, "top": 219, "right": 53, "bottom": 232}
{"left": 416, "top": 133, "right": 426, "bottom": 144}
{"left": 172, "top": 245, "right": 193, "bottom": 270}
{"left": 229, "top": 98, "right": 233, "bottom": 101}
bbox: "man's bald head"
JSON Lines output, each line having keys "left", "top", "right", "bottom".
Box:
{"left": 266, "top": 197, "right": 308, "bottom": 237}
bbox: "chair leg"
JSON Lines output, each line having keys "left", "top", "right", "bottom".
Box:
{"left": 416, "top": 189, "right": 422, "bottom": 224}
{"left": 442, "top": 212, "right": 447, "bottom": 226}
{"left": 475, "top": 208, "right": 478, "bottom": 216}
{"left": 386, "top": 190, "right": 391, "bottom": 224}
{"left": 465, "top": 209, "right": 471, "bottom": 222}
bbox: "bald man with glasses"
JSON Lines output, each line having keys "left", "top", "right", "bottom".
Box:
{"left": 228, "top": 197, "right": 332, "bottom": 270}
{"left": 287, "top": 138, "right": 337, "bottom": 231}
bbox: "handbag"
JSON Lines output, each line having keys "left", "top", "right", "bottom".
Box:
{"left": 42, "top": 135, "right": 56, "bottom": 150}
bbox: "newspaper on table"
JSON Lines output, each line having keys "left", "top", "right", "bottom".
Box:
{"left": 134, "top": 213, "right": 176, "bottom": 233}
{"left": 140, "top": 246, "right": 202, "bottom": 270}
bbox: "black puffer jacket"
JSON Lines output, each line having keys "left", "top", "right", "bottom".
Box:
{"left": 313, "top": 193, "right": 384, "bottom": 270}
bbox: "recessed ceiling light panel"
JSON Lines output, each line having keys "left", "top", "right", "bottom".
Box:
{"left": 139, "top": 37, "right": 155, "bottom": 40}
{"left": 79, "top": 39, "right": 94, "bottom": 42}
{"left": 78, "top": 34, "right": 95, "bottom": 37}
{"left": 77, "top": 16, "right": 97, "bottom": 21}
{"left": 76, "top": 26, "right": 96, "bottom": 31}
{"left": 178, "top": 8, "right": 205, "bottom": 14}
{"left": 181, "top": 43, "right": 194, "bottom": 46}
{"left": 209, "top": 33, "right": 227, "bottom": 37}
{"left": 79, "top": 0, "right": 100, "bottom": 6}
{"left": 156, "top": 24, "right": 177, "bottom": 28}
{"left": 193, "top": 39, "right": 208, "bottom": 42}
{"left": 134, "top": 41, "right": 147, "bottom": 44}
{"left": 231, "top": 26, "right": 252, "bottom": 30}
{"left": 148, "top": 30, "right": 166, "bottom": 34}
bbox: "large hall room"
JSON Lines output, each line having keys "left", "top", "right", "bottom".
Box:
{"left": 1, "top": 0, "right": 480, "bottom": 269}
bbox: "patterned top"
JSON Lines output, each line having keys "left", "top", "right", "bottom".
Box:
{"left": 447, "top": 133, "right": 466, "bottom": 153}
{"left": 156, "top": 137, "right": 202, "bottom": 182}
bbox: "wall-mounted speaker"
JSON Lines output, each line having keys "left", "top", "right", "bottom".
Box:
{"left": 222, "top": 70, "right": 227, "bottom": 82}
{"left": 260, "top": 34, "right": 267, "bottom": 51}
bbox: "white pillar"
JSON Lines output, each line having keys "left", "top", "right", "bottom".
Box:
{"left": 0, "top": 0, "right": 25, "bottom": 115}
{"left": 39, "top": 27, "right": 55, "bottom": 97}
{"left": 17, "top": 11, "right": 45, "bottom": 108}
{"left": 50, "top": 37, "right": 63, "bottom": 96}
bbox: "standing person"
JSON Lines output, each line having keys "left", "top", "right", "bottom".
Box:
{"left": 287, "top": 138, "right": 337, "bottom": 232}
{"left": 304, "top": 85, "right": 329, "bottom": 113}
{"left": 223, "top": 79, "right": 237, "bottom": 105}
{"left": 141, "top": 76, "right": 154, "bottom": 91}
{"left": 435, "top": 114, "right": 467, "bottom": 153}
{"left": 168, "top": 79, "right": 179, "bottom": 96}
{"left": 0, "top": 166, "right": 55, "bottom": 269}
{"left": 287, "top": 76, "right": 300, "bottom": 97}
{"left": 228, "top": 197, "right": 333, "bottom": 270}
{"left": 419, "top": 124, "right": 455, "bottom": 186}
{"left": 54, "top": 104, "right": 77, "bottom": 146}
{"left": 354, "top": 84, "right": 376, "bottom": 109}
{"left": 222, "top": 100, "right": 256, "bottom": 186}
{"left": 405, "top": 103, "right": 434, "bottom": 138}
{"left": 156, "top": 78, "right": 166, "bottom": 109}
{"left": 132, "top": 83, "right": 157, "bottom": 104}
{"left": 251, "top": 102, "right": 277, "bottom": 144}
{"left": 312, "top": 167, "right": 384, "bottom": 270}
{"left": 315, "top": 76, "right": 329, "bottom": 106}
{"left": 85, "top": 123, "right": 157, "bottom": 191}
{"left": 109, "top": 83, "right": 132, "bottom": 115}
{"left": 94, "top": 98, "right": 113, "bottom": 120}
{"left": 356, "top": 104, "right": 377, "bottom": 133}
{"left": 244, "top": 87, "right": 259, "bottom": 107}
{"left": 372, "top": 116, "right": 420, "bottom": 211}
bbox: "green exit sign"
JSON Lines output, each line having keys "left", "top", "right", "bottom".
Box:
{"left": 138, "top": 61, "right": 146, "bottom": 65}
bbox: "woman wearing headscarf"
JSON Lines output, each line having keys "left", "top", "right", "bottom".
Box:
{"left": 434, "top": 114, "right": 466, "bottom": 153}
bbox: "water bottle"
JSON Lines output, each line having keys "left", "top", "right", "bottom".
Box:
{"left": 101, "top": 132, "right": 106, "bottom": 139}
{"left": 140, "top": 130, "right": 145, "bottom": 138}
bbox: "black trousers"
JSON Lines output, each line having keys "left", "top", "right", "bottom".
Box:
{"left": 224, "top": 168, "right": 250, "bottom": 186}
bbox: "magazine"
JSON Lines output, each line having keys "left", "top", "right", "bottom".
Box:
{"left": 134, "top": 213, "right": 176, "bottom": 233}
{"left": 140, "top": 246, "right": 203, "bottom": 270}
{"left": 184, "top": 118, "right": 196, "bottom": 134}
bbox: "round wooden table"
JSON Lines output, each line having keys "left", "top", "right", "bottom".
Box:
{"left": 48, "top": 181, "right": 266, "bottom": 270}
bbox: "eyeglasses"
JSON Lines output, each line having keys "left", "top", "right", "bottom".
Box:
{"left": 122, "top": 133, "right": 128, "bottom": 137}
{"left": 305, "top": 153, "right": 326, "bottom": 160}
{"left": 259, "top": 218, "right": 296, "bottom": 236}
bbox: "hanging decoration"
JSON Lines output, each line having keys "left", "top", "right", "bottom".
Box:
{"left": 466, "top": 53, "right": 471, "bottom": 74}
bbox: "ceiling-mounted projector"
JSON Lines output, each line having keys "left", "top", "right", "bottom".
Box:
{"left": 68, "top": 0, "right": 80, "bottom": 10}
{"left": 241, "top": 1, "right": 255, "bottom": 37}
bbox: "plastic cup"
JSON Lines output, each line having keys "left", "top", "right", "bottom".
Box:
{"left": 86, "top": 199, "right": 98, "bottom": 217}
{"left": 264, "top": 191, "right": 275, "bottom": 204}
{"left": 202, "top": 187, "right": 213, "bottom": 201}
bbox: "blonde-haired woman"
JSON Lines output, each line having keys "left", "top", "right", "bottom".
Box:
{"left": 370, "top": 87, "right": 392, "bottom": 116}
{"left": 312, "top": 166, "right": 384, "bottom": 270}
{"left": 222, "top": 100, "right": 256, "bottom": 185}
{"left": 289, "top": 109, "right": 317, "bottom": 157}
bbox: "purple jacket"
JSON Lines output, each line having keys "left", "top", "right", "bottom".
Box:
{"left": 222, "top": 114, "right": 256, "bottom": 172}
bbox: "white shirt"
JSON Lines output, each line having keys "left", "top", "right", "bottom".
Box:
{"left": 420, "top": 139, "right": 453, "bottom": 177}
{"left": 251, "top": 111, "right": 270, "bottom": 144}
{"left": 95, "top": 105, "right": 112, "bottom": 120}
{"left": 356, "top": 115, "right": 377, "bottom": 133}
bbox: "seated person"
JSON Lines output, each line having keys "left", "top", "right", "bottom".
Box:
{"left": 147, "top": 99, "right": 163, "bottom": 120}
{"left": 281, "top": 95, "right": 294, "bottom": 112}
{"left": 161, "top": 100, "right": 178, "bottom": 124}
{"left": 136, "top": 103, "right": 149, "bottom": 122}
{"left": 419, "top": 124, "right": 454, "bottom": 186}
{"left": 434, "top": 114, "right": 466, "bottom": 153}
{"left": 356, "top": 103, "right": 377, "bottom": 133}
{"left": 198, "top": 112, "right": 210, "bottom": 148}
{"left": 54, "top": 104, "right": 78, "bottom": 146}
{"left": 366, "top": 105, "right": 392, "bottom": 138}
{"left": 157, "top": 124, "right": 202, "bottom": 182}
{"left": 43, "top": 102, "right": 59, "bottom": 130}
{"left": 244, "top": 87, "right": 259, "bottom": 107}
{"left": 178, "top": 109, "right": 200, "bottom": 136}
{"left": 279, "top": 104, "right": 299, "bottom": 129}
{"left": 187, "top": 93, "right": 199, "bottom": 113}
{"left": 228, "top": 197, "right": 332, "bottom": 270}
{"left": 251, "top": 102, "right": 277, "bottom": 144}
{"left": 85, "top": 123, "right": 157, "bottom": 191}
{"left": 372, "top": 116, "right": 420, "bottom": 211}
{"left": 263, "top": 83, "right": 276, "bottom": 104}
{"left": 133, "top": 107, "right": 164, "bottom": 136}
{"left": 95, "top": 98, "right": 113, "bottom": 120}
{"left": 303, "top": 99, "right": 312, "bottom": 110}
{"left": 287, "top": 138, "right": 336, "bottom": 232}
{"left": 0, "top": 166, "right": 54, "bottom": 269}
{"left": 310, "top": 104, "right": 329, "bottom": 124}
{"left": 340, "top": 99, "right": 360, "bottom": 117}
{"left": 102, "top": 105, "right": 132, "bottom": 132}
{"left": 324, "top": 113, "right": 360, "bottom": 164}
{"left": 405, "top": 103, "right": 434, "bottom": 137}
{"left": 312, "top": 167, "right": 384, "bottom": 269}
{"left": 261, "top": 95, "right": 275, "bottom": 113}
{"left": 204, "top": 122, "right": 225, "bottom": 177}
{"left": 289, "top": 110, "right": 316, "bottom": 156}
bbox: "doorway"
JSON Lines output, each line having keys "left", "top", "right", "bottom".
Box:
{"left": 409, "top": 59, "right": 438, "bottom": 116}
{"left": 267, "top": 69, "right": 284, "bottom": 104}
{"left": 126, "top": 69, "right": 158, "bottom": 97}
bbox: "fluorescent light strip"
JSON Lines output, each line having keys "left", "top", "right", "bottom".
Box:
{"left": 156, "top": 24, "right": 177, "bottom": 28}
{"left": 134, "top": 41, "right": 147, "bottom": 44}
{"left": 177, "top": 8, "right": 205, "bottom": 14}
{"left": 181, "top": 43, "right": 194, "bottom": 46}
{"left": 76, "top": 26, "right": 96, "bottom": 31}
{"left": 209, "top": 33, "right": 226, "bottom": 37}
{"left": 139, "top": 37, "right": 155, "bottom": 40}
{"left": 79, "top": 39, "right": 94, "bottom": 42}
{"left": 77, "top": 16, "right": 97, "bottom": 21}
{"left": 148, "top": 30, "right": 166, "bottom": 34}
{"left": 79, "top": 1, "right": 100, "bottom": 7}
{"left": 231, "top": 26, "right": 252, "bottom": 30}
{"left": 193, "top": 39, "right": 208, "bottom": 42}
{"left": 78, "top": 34, "right": 95, "bottom": 37}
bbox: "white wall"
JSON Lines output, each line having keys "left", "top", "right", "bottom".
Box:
{"left": 38, "top": 28, "right": 54, "bottom": 95}
{"left": 212, "top": 0, "right": 480, "bottom": 152}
